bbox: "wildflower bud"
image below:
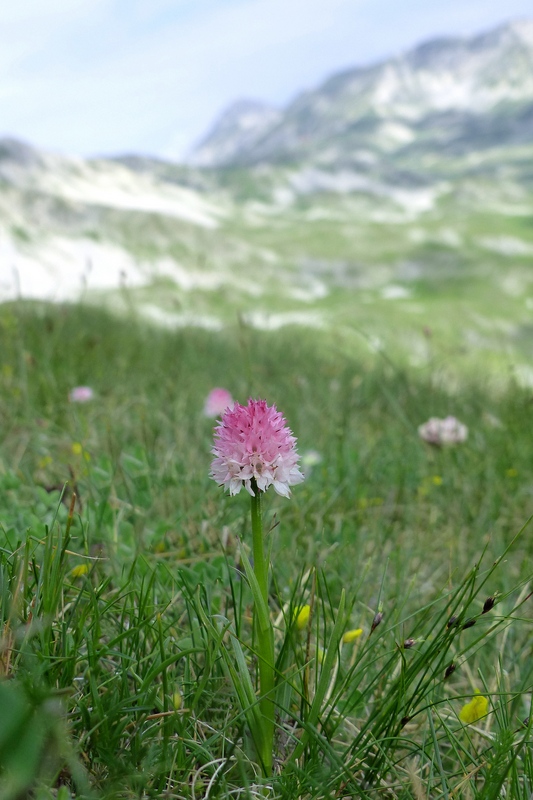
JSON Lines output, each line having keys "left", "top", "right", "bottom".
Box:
{"left": 370, "top": 612, "right": 383, "bottom": 634}
{"left": 403, "top": 638, "right": 416, "bottom": 649}
{"left": 343, "top": 628, "right": 363, "bottom": 644}
{"left": 447, "top": 615, "right": 458, "bottom": 628}
{"left": 172, "top": 691, "right": 182, "bottom": 711}
{"left": 462, "top": 618, "right": 476, "bottom": 630}
{"left": 444, "top": 663, "right": 456, "bottom": 679}
{"left": 294, "top": 605, "right": 311, "bottom": 630}
{"left": 482, "top": 596, "right": 496, "bottom": 614}
{"left": 459, "top": 692, "right": 489, "bottom": 724}
{"left": 71, "top": 564, "right": 89, "bottom": 578}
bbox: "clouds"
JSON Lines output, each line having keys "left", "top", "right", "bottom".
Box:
{"left": 0, "top": 0, "right": 531, "bottom": 159}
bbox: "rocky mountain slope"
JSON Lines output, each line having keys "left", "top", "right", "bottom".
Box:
{"left": 190, "top": 19, "right": 533, "bottom": 167}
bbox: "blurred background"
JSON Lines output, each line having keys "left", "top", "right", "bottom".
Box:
{"left": 1, "top": 0, "right": 533, "bottom": 384}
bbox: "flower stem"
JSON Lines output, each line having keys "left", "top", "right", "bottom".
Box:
{"left": 250, "top": 485, "right": 275, "bottom": 777}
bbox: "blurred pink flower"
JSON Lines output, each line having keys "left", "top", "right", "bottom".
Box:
{"left": 418, "top": 415, "right": 468, "bottom": 446}
{"left": 69, "top": 386, "right": 94, "bottom": 403}
{"left": 203, "top": 387, "right": 234, "bottom": 417}
{"left": 211, "top": 398, "right": 304, "bottom": 497}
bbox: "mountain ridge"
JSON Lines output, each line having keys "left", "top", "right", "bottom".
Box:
{"left": 189, "top": 18, "right": 533, "bottom": 167}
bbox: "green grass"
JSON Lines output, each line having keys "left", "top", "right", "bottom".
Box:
{"left": 0, "top": 301, "right": 532, "bottom": 798}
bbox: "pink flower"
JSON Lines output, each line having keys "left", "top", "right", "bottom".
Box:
{"left": 203, "top": 387, "right": 234, "bottom": 418}
{"left": 69, "top": 386, "right": 94, "bottom": 403}
{"left": 418, "top": 415, "right": 468, "bottom": 446}
{"left": 211, "top": 398, "right": 305, "bottom": 497}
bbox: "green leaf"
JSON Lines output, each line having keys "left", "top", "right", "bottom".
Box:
{"left": 291, "top": 589, "right": 346, "bottom": 761}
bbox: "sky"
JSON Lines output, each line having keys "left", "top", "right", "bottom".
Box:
{"left": 1, "top": 0, "right": 532, "bottom": 162}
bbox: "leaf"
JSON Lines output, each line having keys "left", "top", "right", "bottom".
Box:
{"left": 291, "top": 589, "right": 346, "bottom": 761}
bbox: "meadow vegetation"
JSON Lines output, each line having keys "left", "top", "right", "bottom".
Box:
{"left": 0, "top": 301, "right": 532, "bottom": 798}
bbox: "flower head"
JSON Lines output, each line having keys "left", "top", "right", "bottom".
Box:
{"left": 301, "top": 450, "right": 322, "bottom": 469}
{"left": 294, "top": 605, "right": 311, "bottom": 630}
{"left": 343, "top": 628, "right": 363, "bottom": 644}
{"left": 418, "top": 415, "right": 468, "bottom": 446}
{"left": 204, "top": 387, "right": 234, "bottom": 418}
{"left": 71, "top": 564, "right": 89, "bottom": 578}
{"left": 211, "top": 398, "right": 304, "bottom": 497}
{"left": 459, "top": 691, "right": 489, "bottom": 724}
{"left": 69, "top": 386, "right": 94, "bottom": 403}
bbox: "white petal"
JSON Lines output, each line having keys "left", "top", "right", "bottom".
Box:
{"left": 256, "top": 474, "right": 270, "bottom": 492}
{"left": 273, "top": 481, "right": 291, "bottom": 498}
{"left": 289, "top": 468, "right": 305, "bottom": 485}
{"left": 229, "top": 478, "right": 242, "bottom": 495}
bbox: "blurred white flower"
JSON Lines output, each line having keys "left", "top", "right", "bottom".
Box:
{"left": 301, "top": 449, "right": 322, "bottom": 469}
{"left": 418, "top": 415, "right": 468, "bottom": 446}
{"left": 69, "top": 386, "right": 94, "bottom": 403}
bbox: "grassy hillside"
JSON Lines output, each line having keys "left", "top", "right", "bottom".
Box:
{"left": 94, "top": 144, "right": 533, "bottom": 386}
{"left": 2, "top": 137, "right": 533, "bottom": 389}
{"left": 0, "top": 301, "right": 532, "bottom": 798}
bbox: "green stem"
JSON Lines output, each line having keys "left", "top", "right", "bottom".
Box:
{"left": 250, "top": 485, "right": 275, "bottom": 777}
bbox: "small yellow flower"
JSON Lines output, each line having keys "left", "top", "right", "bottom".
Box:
{"left": 343, "top": 628, "right": 363, "bottom": 644}
{"left": 505, "top": 468, "right": 518, "bottom": 478}
{"left": 71, "top": 442, "right": 83, "bottom": 456}
{"left": 172, "top": 691, "right": 182, "bottom": 711}
{"left": 71, "top": 564, "right": 89, "bottom": 578}
{"left": 294, "top": 605, "right": 310, "bottom": 630}
{"left": 38, "top": 455, "right": 53, "bottom": 469}
{"left": 459, "top": 691, "right": 489, "bottom": 724}
{"left": 432, "top": 475, "right": 443, "bottom": 486}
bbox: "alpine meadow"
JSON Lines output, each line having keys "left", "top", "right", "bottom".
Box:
{"left": 1, "top": 18, "right": 533, "bottom": 800}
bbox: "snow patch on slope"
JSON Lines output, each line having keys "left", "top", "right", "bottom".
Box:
{"left": 477, "top": 235, "right": 533, "bottom": 256}
{"left": 40, "top": 157, "right": 222, "bottom": 228}
{"left": 288, "top": 167, "right": 445, "bottom": 215}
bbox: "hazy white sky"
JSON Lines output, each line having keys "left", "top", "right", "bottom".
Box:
{"left": 1, "top": 0, "right": 531, "bottom": 161}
